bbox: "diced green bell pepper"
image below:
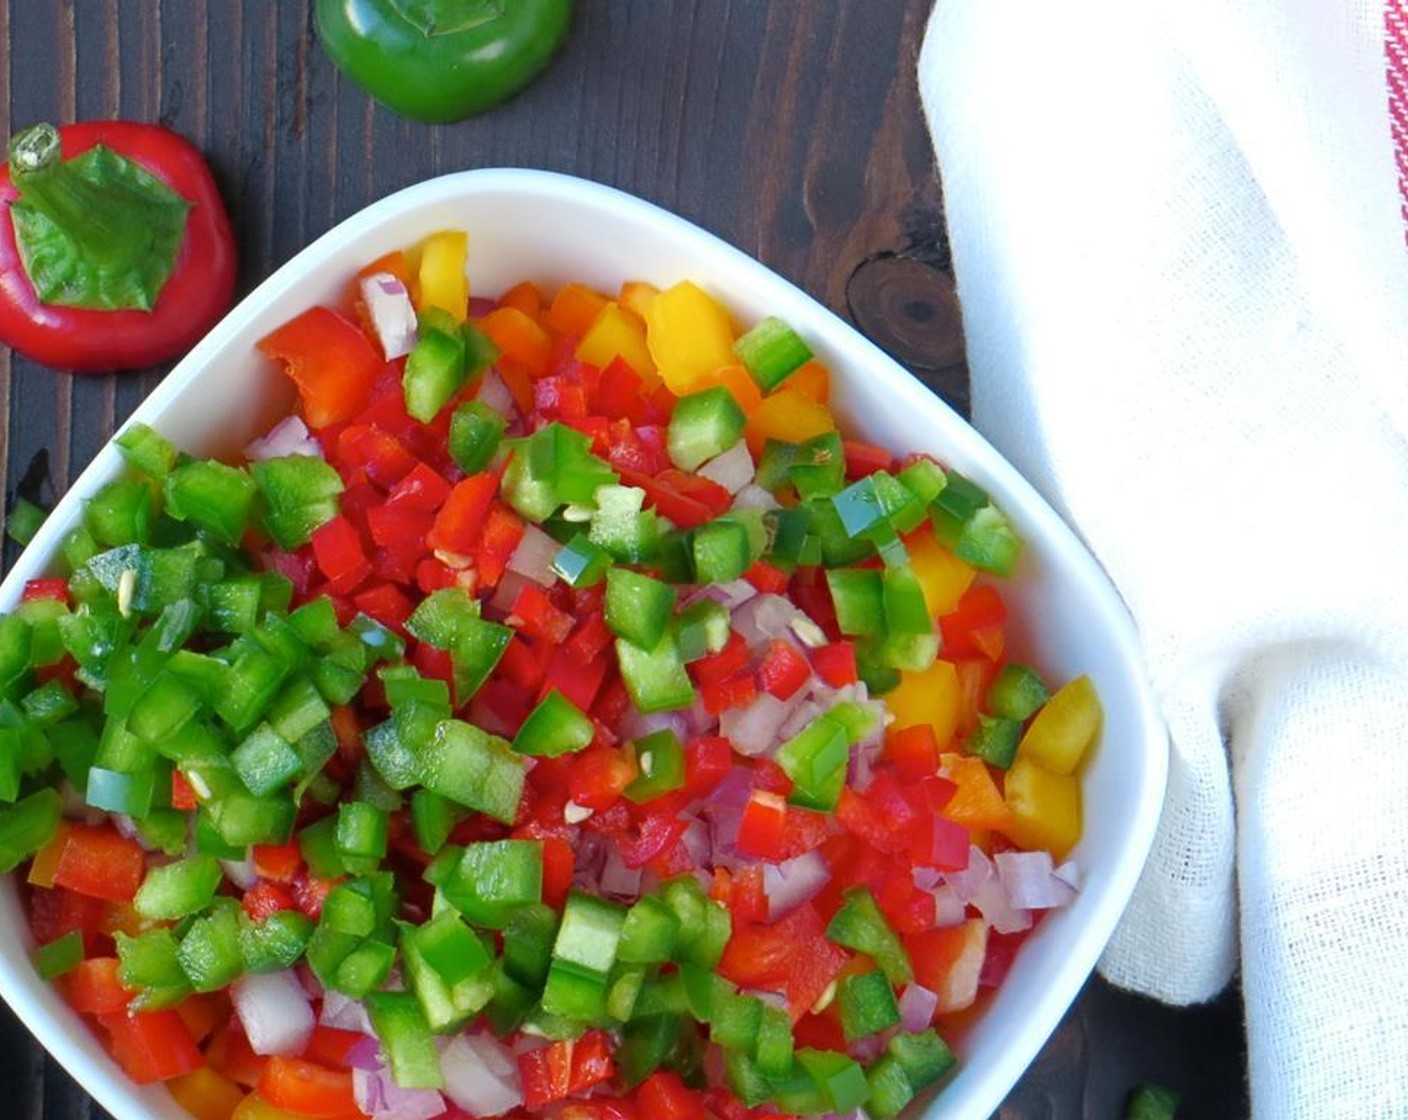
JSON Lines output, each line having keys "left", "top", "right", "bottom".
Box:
{"left": 668, "top": 387, "right": 746, "bottom": 471}
{"left": 448, "top": 399, "right": 506, "bottom": 475}
{"left": 416, "top": 719, "right": 525, "bottom": 823}
{"left": 625, "top": 728, "right": 685, "bottom": 802}
{"left": 427, "top": 839, "right": 543, "bottom": 928}
{"left": 134, "top": 855, "right": 222, "bottom": 921}
{"left": 837, "top": 969, "right": 901, "bottom": 1040}
{"left": 826, "top": 887, "right": 912, "bottom": 986}
{"left": 177, "top": 900, "right": 245, "bottom": 993}
{"left": 735, "top": 316, "right": 813, "bottom": 392}
{"left": 366, "top": 990, "right": 444, "bottom": 1090}
{"left": 604, "top": 567, "right": 677, "bottom": 649}
{"left": 34, "top": 929, "right": 84, "bottom": 980}
{"left": 513, "top": 689, "right": 594, "bottom": 758}
{"left": 987, "top": 662, "right": 1051, "bottom": 721}
{"left": 615, "top": 634, "right": 695, "bottom": 714}
{"left": 239, "top": 909, "right": 314, "bottom": 973}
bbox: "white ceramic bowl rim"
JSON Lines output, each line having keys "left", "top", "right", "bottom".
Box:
{"left": 0, "top": 168, "right": 1167, "bottom": 1120}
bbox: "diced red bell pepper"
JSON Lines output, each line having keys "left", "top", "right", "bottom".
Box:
{"left": 242, "top": 880, "right": 297, "bottom": 923}
{"left": 352, "top": 583, "right": 417, "bottom": 631}
{"left": 595, "top": 359, "right": 649, "bottom": 426}
{"left": 700, "top": 673, "right": 758, "bottom": 716}
{"left": 473, "top": 505, "right": 527, "bottom": 590}
{"left": 21, "top": 578, "right": 69, "bottom": 604}
{"left": 258, "top": 307, "right": 381, "bottom": 430}
{"left": 426, "top": 472, "right": 499, "bottom": 555}
{"left": 519, "top": 1030, "right": 616, "bottom": 1110}
{"left": 415, "top": 557, "right": 458, "bottom": 595}
{"left": 883, "top": 724, "right": 941, "bottom": 780}
{"left": 542, "top": 645, "right": 611, "bottom": 713}
{"left": 53, "top": 824, "right": 146, "bottom": 902}
{"left": 636, "top": 1071, "right": 709, "bottom": 1120}
{"left": 334, "top": 424, "right": 418, "bottom": 489}
{"left": 64, "top": 957, "right": 131, "bottom": 1015}
{"left": 28, "top": 883, "right": 108, "bottom": 955}
{"left": 757, "top": 639, "right": 811, "bottom": 700}
{"left": 743, "top": 560, "right": 790, "bottom": 596}
{"left": 509, "top": 584, "right": 574, "bottom": 644}
{"left": 100, "top": 1009, "right": 204, "bottom": 1084}
{"left": 563, "top": 610, "right": 613, "bottom": 665}
{"left": 615, "top": 467, "right": 718, "bottom": 529}
{"left": 616, "top": 811, "right": 689, "bottom": 870}
{"left": 690, "top": 632, "right": 750, "bottom": 687}
{"left": 568, "top": 745, "right": 638, "bottom": 811}
{"left": 292, "top": 876, "right": 337, "bottom": 921}
{"left": 735, "top": 790, "right": 788, "bottom": 862}
{"left": 780, "top": 806, "right": 836, "bottom": 859}
{"left": 303, "top": 1024, "right": 365, "bottom": 1070}
{"left": 809, "top": 641, "right": 858, "bottom": 688}
{"left": 843, "top": 439, "right": 895, "bottom": 479}
{"left": 311, "top": 516, "right": 371, "bottom": 593}
{"left": 979, "top": 926, "right": 1033, "bottom": 990}
{"left": 682, "top": 735, "right": 733, "bottom": 799}
{"left": 170, "top": 771, "right": 199, "bottom": 812}
{"left": 252, "top": 842, "right": 304, "bottom": 883}
{"left": 386, "top": 462, "right": 453, "bottom": 512}
{"left": 540, "top": 836, "right": 575, "bottom": 911}
{"left": 939, "top": 584, "right": 1007, "bottom": 662}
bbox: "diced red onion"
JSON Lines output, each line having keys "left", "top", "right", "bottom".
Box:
{"left": 705, "top": 765, "right": 756, "bottom": 810}
{"left": 764, "top": 850, "right": 830, "bottom": 920}
{"left": 476, "top": 369, "right": 516, "bottom": 418}
{"left": 620, "top": 709, "right": 689, "bottom": 743}
{"left": 220, "top": 857, "right": 258, "bottom": 890}
{"left": 231, "top": 970, "right": 314, "bottom": 1056}
{"left": 486, "top": 571, "right": 531, "bottom": 617}
{"left": 776, "top": 699, "right": 822, "bottom": 743}
{"left": 1053, "top": 860, "right": 1082, "bottom": 890}
{"left": 699, "top": 441, "right": 756, "bottom": 495}
{"left": 898, "top": 984, "right": 940, "bottom": 1033}
{"left": 692, "top": 579, "right": 757, "bottom": 610}
{"left": 354, "top": 1067, "right": 447, "bottom": 1120}
{"left": 848, "top": 739, "right": 880, "bottom": 792}
{"left": 708, "top": 809, "right": 745, "bottom": 871}
{"left": 995, "top": 850, "right": 1079, "bottom": 910}
{"left": 359, "top": 272, "right": 418, "bottom": 360}
{"left": 681, "top": 816, "right": 711, "bottom": 866}
{"left": 441, "top": 1033, "right": 524, "bottom": 1116}
{"left": 469, "top": 296, "right": 498, "bottom": 317}
{"left": 848, "top": 1035, "right": 888, "bottom": 1066}
{"left": 720, "top": 692, "right": 794, "bottom": 756}
{"left": 246, "top": 415, "right": 323, "bottom": 461}
{"left": 732, "top": 594, "right": 805, "bottom": 649}
{"left": 924, "top": 881, "right": 968, "bottom": 928}
{"left": 944, "top": 845, "right": 993, "bottom": 904}
{"left": 320, "top": 987, "right": 374, "bottom": 1034}
{"left": 731, "top": 483, "right": 781, "bottom": 511}
{"left": 973, "top": 873, "right": 1033, "bottom": 935}
{"left": 506, "top": 524, "right": 561, "bottom": 587}
{"left": 346, "top": 1033, "right": 384, "bottom": 1071}
{"left": 599, "top": 846, "right": 643, "bottom": 899}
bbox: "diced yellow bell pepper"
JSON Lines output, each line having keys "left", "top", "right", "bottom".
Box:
{"left": 416, "top": 231, "right": 469, "bottom": 321}
{"left": 576, "top": 302, "right": 658, "bottom": 388}
{"left": 645, "top": 280, "right": 737, "bottom": 394}
{"left": 26, "top": 821, "right": 69, "bottom": 887}
{"left": 1019, "top": 673, "right": 1102, "bottom": 774}
{"left": 786, "top": 359, "right": 831, "bottom": 403}
{"left": 744, "top": 388, "right": 836, "bottom": 458}
{"left": 619, "top": 279, "right": 659, "bottom": 322}
{"left": 168, "top": 1068, "right": 246, "bottom": 1120}
{"left": 884, "top": 658, "right": 962, "bottom": 748}
{"left": 232, "top": 1094, "right": 308, "bottom": 1120}
{"left": 1002, "top": 756, "right": 1082, "bottom": 859}
{"left": 905, "top": 530, "right": 976, "bottom": 618}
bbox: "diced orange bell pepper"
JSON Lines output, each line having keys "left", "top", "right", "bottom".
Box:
{"left": 1019, "top": 674, "right": 1102, "bottom": 774}
{"left": 904, "top": 918, "right": 988, "bottom": 1014}
{"left": 619, "top": 279, "right": 659, "bottom": 322}
{"left": 176, "top": 991, "right": 230, "bottom": 1045}
{"left": 940, "top": 753, "right": 1015, "bottom": 831}
{"left": 547, "top": 282, "right": 611, "bottom": 337}
{"left": 356, "top": 250, "right": 413, "bottom": 289}
{"left": 744, "top": 387, "right": 836, "bottom": 457}
{"left": 884, "top": 659, "right": 962, "bottom": 749}
{"left": 258, "top": 307, "right": 382, "bottom": 430}
{"left": 785, "top": 359, "right": 831, "bottom": 403}
{"left": 478, "top": 306, "right": 553, "bottom": 379}
{"left": 416, "top": 230, "right": 468, "bottom": 320}
{"left": 645, "top": 280, "right": 737, "bottom": 394}
{"left": 169, "top": 1067, "right": 248, "bottom": 1120}
{"left": 576, "top": 302, "right": 658, "bottom": 387}
{"left": 498, "top": 280, "right": 543, "bottom": 319}
{"left": 257, "top": 1057, "right": 361, "bottom": 1119}
{"left": 27, "top": 821, "right": 70, "bottom": 888}
{"left": 710, "top": 363, "right": 764, "bottom": 415}
{"left": 904, "top": 529, "right": 976, "bottom": 617}
{"left": 1002, "top": 756, "right": 1082, "bottom": 859}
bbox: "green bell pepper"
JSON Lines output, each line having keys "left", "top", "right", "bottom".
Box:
{"left": 315, "top": 0, "right": 574, "bottom": 124}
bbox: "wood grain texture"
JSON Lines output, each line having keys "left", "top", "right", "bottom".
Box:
{"left": 0, "top": 2, "right": 1249, "bottom": 1117}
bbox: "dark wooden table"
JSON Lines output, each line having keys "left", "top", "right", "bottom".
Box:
{"left": 0, "top": 2, "right": 1249, "bottom": 1117}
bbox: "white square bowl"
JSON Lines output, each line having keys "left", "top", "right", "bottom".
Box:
{"left": 0, "top": 169, "right": 1166, "bottom": 1120}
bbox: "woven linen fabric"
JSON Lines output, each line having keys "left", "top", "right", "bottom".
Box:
{"left": 918, "top": 1, "right": 1408, "bottom": 1114}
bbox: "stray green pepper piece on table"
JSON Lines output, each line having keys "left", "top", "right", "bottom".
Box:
{"left": 315, "top": 0, "right": 574, "bottom": 124}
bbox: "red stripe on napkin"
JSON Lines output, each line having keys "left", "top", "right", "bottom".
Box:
{"left": 1388, "top": 1, "right": 1408, "bottom": 232}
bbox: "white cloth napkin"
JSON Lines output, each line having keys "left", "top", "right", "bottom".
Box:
{"left": 918, "top": 2, "right": 1408, "bottom": 1114}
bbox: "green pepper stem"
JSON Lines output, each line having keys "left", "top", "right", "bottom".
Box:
{"left": 8, "top": 123, "right": 167, "bottom": 272}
